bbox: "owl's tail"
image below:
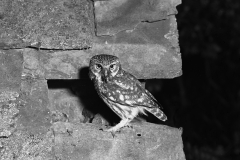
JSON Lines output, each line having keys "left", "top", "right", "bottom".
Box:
{"left": 144, "top": 107, "right": 167, "bottom": 121}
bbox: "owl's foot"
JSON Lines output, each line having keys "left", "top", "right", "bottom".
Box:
{"left": 105, "top": 118, "right": 132, "bottom": 133}
{"left": 125, "top": 123, "right": 133, "bottom": 129}
{"left": 105, "top": 125, "right": 123, "bottom": 133}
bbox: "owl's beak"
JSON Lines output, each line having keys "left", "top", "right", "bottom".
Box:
{"left": 102, "top": 69, "right": 109, "bottom": 83}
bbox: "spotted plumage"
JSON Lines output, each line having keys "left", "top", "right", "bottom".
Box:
{"left": 89, "top": 54, "right": 167, "bottom": 133}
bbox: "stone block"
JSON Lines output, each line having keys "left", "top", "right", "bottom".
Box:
{"left": 18, "top": 79, "right": 51, "bottom": 135}
{"left": 0, "top": 129, "right": 55, "bottom": 160}
{"left": 0, "top": 50, "right": 23, "bottom": 91}
{"left": 19, "top": 41, "right": 180, "bottom": 79}
{"left": 0, "top": 91, "right": 19, "bottom": 138}
{"left": 94, "top": 0, "right": 181, "bottom": 35}
{"left": 53, "top": 122, "right": 185, "bottom": 160}
{"left": 0, "top": 0, "right": 94, "bottom": 49}
{"left": 48, "top": 89, "right": 85, "bottom": 123}
{"left": 22, "top": 48, "right": 45, "bottom": 79}
{"left": 47, "top": 80, "right": 116, "bottom": 124}
{"left": 0, "top": 0, "right": 182, "bottom": 79}
{"left": 93, "top": 16, "right": 181, "bottom": 78}
{"left": 38, "top": 49, "right": 90, "bottom": 79}
{"left": 0, "top": 0, "right": 185, "bottom": 159}
{"left": 0, "top": 121, "right": 185, "bottom": 160}
{"left": 93, "top": 0, "right": 182, "bottom": 78}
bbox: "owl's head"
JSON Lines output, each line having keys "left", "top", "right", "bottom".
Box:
{"left": 89, "top": 54, "right": 121, "bottom": 82}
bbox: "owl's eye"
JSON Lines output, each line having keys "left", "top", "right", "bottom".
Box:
{"left": 95, "top": 64, "right": 102, "bottom": 70}
{"left": 109, "top": 64, "right": 116, "bottom": 71}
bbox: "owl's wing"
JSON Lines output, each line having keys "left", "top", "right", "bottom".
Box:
{"left": 139, "top": 86, "right": 164, "bottom": 109}
{"left": 114, "top": 70, "right": 163, "bottom": 109}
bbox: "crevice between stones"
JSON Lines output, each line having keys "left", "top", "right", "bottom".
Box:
{"left": 95, "top": 18, "right": 169, "bottom": 37}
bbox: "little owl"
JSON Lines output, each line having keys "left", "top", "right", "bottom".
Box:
{"left": 89, "top": 54, "right": 167, "bottom": 133}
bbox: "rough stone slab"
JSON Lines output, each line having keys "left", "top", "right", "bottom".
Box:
{"left": 96, "top": 16, "right": 178, "bottom": 45}
{"left": 22, "top": 48, "right": 45, "bottom": 79}
{"left": 0, "top": 0, "right": 182, "bottom": 79}
{"left": 0, "top": 49, "right": 22, "bottom": 138}
{"left": 48, "top": 89, "right": 85, "bottom": 123}
{"left": 91, "top": 44, "right": 181, "bottom": 79}
{"left": 0, "top": 91, "right": 19, "bottom": 138}
{"left": 0, "top": 129, "right": 55, "bottom": 160}
{"left": 20, "top": 38, "right": 181, "bottom": 79}
{"left": 0, "top": 50, "right": 23, "bottom": 91}
{"left": 53, "top": 122, "right": 185, "bottom": 160}
{"left": 94, "top": 0, "right": 181, "bottom": 35}
{"left": 18, "top": 79, "right": 51, "bottom": 135}
{"left": 36, "top": 49, "right": 90, "bottom": 79}
{"left": 21, "top": 48, "right": 89, "bottom": 79}
{"left": 0, "top": 122, "right": 184, "bottom": 160}
{"left": 0, "top": 79, "right": 52, "bottom": 158}
{"left": 0, "top": 0, "right": 94, "bottom": 49}
{"left": 93, "top": 16, "right": 181, "bottom": 79}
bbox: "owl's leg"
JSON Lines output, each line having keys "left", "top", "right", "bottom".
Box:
{"left": 105, "top": 107, "right": 139, "bottom": 133}
{"left": 106, "top": 118, "right": 132, "bottom": 132}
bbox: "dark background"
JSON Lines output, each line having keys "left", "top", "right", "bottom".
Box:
{"left": 146, "top": 0, "right": 240, "bottom": 159}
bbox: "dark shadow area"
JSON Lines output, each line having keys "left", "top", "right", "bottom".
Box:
{"left": 47, "top": 78, "right": 120, "bottom": 125}
{"left": 47, "top": 67, "right": 175, "bottom": 127}
{"left": 47, "top": 67, "right": 121, "bottom": 126}
{"left": 143, "top": 1, "right": 240, "bottom": 159}
{"left": 78, "top": 67, "right": 121, "bottom": 125}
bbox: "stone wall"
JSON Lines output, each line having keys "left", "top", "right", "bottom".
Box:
{"left": 0, "top": 0, "right": 184, "bottom": 159}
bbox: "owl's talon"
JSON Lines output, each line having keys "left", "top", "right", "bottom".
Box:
{"left": 125, "top": 124, "right": 133, "bottom": 129}
{"left": 110, "top": 131, "right": 116, "bottom": 138}
{"left": 98, "top": 127, "right": 117, "bottom": 137}
{"left": 105, "top": 128, "right": 120, "bottom": 133}
{"left": 102, "top": 128, "right": 119, "bottom": 138}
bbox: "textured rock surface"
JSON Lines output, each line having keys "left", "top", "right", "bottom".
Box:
{"left": 0, "top": 0, "right": 182, "bottom": 79}
{"left": 0, "top": 0, "right": 185, "bottom": 159}
{"left": 19, "top": 43, "right": 180, "bottom": 79}
{"left": 18, "top": 79, "right": 51, "bottom": 135}
{"left": 0, "top": 0, "right": 94, "bottom": 49}
{"left": 93, "top": 16, "right": 181, "bottom": 78}
{"left": 48, "top": 89, "right": 85, "bottom": 123}
{"left": 0, "top": 50, "right": 23, "bottom": 91}
{"left": 0, "top": 121, "right": 184, "bottom": 160}
{"left": 0, "top": 128, "right": 54, "bottom": 160}
{"left": 93, "top": 0, "right": 181, "bottom": 78}
{"left": 53, "top": 122, "right": 185, "bottom": 160}
{"left": 0, "top": 88, "right": 53, "bottom": 160}
{"left": 94, "top": 0, "right": 181, "bottom": 35}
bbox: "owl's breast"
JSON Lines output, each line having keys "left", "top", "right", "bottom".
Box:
{"left": 94, "top": 80, "right": 112, "bottom": 96}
